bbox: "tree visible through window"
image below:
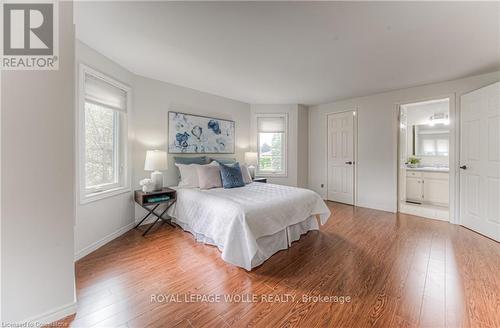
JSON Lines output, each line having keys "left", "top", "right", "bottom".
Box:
{"left": 84, "top": 102, "right": 118, "bottom": 189}
{"left": 258, "top": 132, "right": 283, "bottom": 173}
{"left": 256, "top": 114, "right": 287, "bottom": 175}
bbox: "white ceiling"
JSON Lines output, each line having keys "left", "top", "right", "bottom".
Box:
{"left": 74, "top": 1, "right": 500, "bottom": 105}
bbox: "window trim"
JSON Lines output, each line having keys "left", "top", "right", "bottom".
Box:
{"left": 255, "top": 113, "right": 288, "bottom": 177}
{"left": 78, "top": 64, "right": 131, "bottom": 204}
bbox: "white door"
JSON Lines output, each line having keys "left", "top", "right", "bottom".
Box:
{"left": 327, "top": 111, "right": 355, "bottom": 205}
{"left": 460, "top": 82, "right": 500, "bottom": 241}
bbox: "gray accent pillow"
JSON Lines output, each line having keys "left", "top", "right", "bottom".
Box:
{"left": 196, "top": 164, "right": 222, "bottom": 189}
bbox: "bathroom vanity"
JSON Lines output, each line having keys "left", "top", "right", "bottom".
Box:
{"left": 406, "top": 167, "right": 449, "bottom": 206}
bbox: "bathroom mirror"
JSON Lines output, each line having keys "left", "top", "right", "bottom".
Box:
{"left": 412, "top": 124, "right": 449, "bottom": 156}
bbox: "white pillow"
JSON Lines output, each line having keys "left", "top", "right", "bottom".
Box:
{"left": 176, "top": 161, "right": 220, "bottom": 188}
{"left": 175, "top": 163, "right": 200, "bottom": 188}
{"left": 196, "top": 164, "right": 222, "bottom": 189}
{"left": 240, "top": 164, "right": 253, "bottom": 184}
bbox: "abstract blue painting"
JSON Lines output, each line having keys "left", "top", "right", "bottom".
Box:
{"left": 168, "top": 111, "right": 235, "bottom": 154}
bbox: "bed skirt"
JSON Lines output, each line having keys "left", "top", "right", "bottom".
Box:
{"left": 171, "top": 215, "right": 319, "bottom": 270}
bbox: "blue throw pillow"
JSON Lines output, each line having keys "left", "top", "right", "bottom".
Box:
{"left": 219, "top": 162, "right": 245, "bottom": 188}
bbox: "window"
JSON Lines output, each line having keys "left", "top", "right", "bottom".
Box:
{"left": 256, "top": 114, "right": 287, "bottom": 176}
{"left": 84, "top": 102, "right": 119, "bottom": 190}
{"left": 79, "top": 65, "right": 130, "bottom": 202}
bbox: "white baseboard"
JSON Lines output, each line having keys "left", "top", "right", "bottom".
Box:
{"left": 323, "top": 198, "right": 397, "bottom": 213}
{"left": 21, "top": 301, "right": 76, "bottom": 326}
{"left": 74, "top": 222, "right": 134, "bottom": 261}
{"left": 353, "top": 200, "right": 397, "bottom": 213}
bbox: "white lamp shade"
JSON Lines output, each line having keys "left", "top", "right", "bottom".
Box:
{"left": 144, "top": 150, "right": 168, "bottom": 171}
{"left": 244, "top": 152, "right": 258, "bottom": 166}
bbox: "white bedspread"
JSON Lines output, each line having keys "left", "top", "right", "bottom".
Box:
{"left": 167, "top": 182, "right": 331, "bottom": 270}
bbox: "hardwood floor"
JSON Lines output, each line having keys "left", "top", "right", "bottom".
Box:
{"left": 56, "top": 202, "right": 500, "bottom": 327}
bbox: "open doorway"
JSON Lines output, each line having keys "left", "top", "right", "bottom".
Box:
{"left": 398, "top": 98, "right": 451, "bottom": 221}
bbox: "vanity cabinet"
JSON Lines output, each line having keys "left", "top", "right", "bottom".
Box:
{"left": 406, "top": 176, "right": 423, "bottom": 202}
{"left": 406, "top": 171, "right": 449, "bottom": 206}
{"left": 422, "top": 172, "right": 449, "bottom": 205}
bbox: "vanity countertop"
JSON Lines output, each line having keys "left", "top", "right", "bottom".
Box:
{"left": 406, "top": 167, "right": 449, "bottom": 173}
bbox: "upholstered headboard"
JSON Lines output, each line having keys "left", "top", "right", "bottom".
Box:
{"left": 173, "top": 156, "right": 208, "bottom": 165}
{"left": 171, "top": 156, "right": 238, "bottom": 186}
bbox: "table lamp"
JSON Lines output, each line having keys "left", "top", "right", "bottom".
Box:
{"left": 244, "top": 152, "right": 258, "bottom": 178}
{"left": 144, "top": 150, "right": 168, "bottom": 191}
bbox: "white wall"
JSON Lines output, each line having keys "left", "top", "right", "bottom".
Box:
{"left": 297, "top": 104, "right": 309, "bottom": 188}
{"left": 0, "top": 57, "right": 2, "bottom": 324}
{"left": 405, "top": 99, "right": 449, "bottom": 126}
{"left": 1, "top": 2, "right": 76, "bottom": 323}
{"left": 74, "top": 41, "right": 136, "bottom": 260}
{"left": 309, "top": 70, "right": 500, "bottom": 212}
{"left": 133, "top": 75, "right": 251, "bottom": 189}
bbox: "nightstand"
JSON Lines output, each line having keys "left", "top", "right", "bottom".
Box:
{"left": 253, "top": 178, "right": 267, "bottom": 183}
{"left": 134, "top": 188, "right": 176, "bottom": 236}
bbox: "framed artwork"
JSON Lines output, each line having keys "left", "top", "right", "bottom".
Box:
{"left": 168, "top": 111, "right": 235, "bottom": 154}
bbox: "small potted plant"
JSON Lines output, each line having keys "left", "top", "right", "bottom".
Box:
{"left": 407, "top": 156, "right": 421, "bottom": 168}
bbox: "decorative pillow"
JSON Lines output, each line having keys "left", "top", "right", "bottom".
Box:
{"left": 219, "top": 162, "right": 245, "bottom": 188}
{"left": 175, "top": 163, "right": 200, "bottom": 188}
{"left": 196, "top": 164, "right": 222, "bottom": 189}
{"left": 240, "top": 164, "right": 253, "bottom": 184}
{"left": 209, "top": 157, "right": 237, "bottom": 165}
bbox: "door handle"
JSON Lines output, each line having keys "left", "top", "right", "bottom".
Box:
{"left": 460, "top": 165, "right": 467, "bottom": 170}
{"left": 345, "top": 161, "right": 353, "bottom": 165}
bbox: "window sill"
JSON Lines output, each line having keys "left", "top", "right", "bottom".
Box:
{"left": 80, "top": 186, "right": 131, "bottom": 205}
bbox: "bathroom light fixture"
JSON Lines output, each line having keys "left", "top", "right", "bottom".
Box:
{"left": 428, "top": 113, "right": 449, "bottom": 126}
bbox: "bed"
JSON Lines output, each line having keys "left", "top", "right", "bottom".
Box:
{"left": 167, "top": 182, "right": 331, "bottom": 270}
